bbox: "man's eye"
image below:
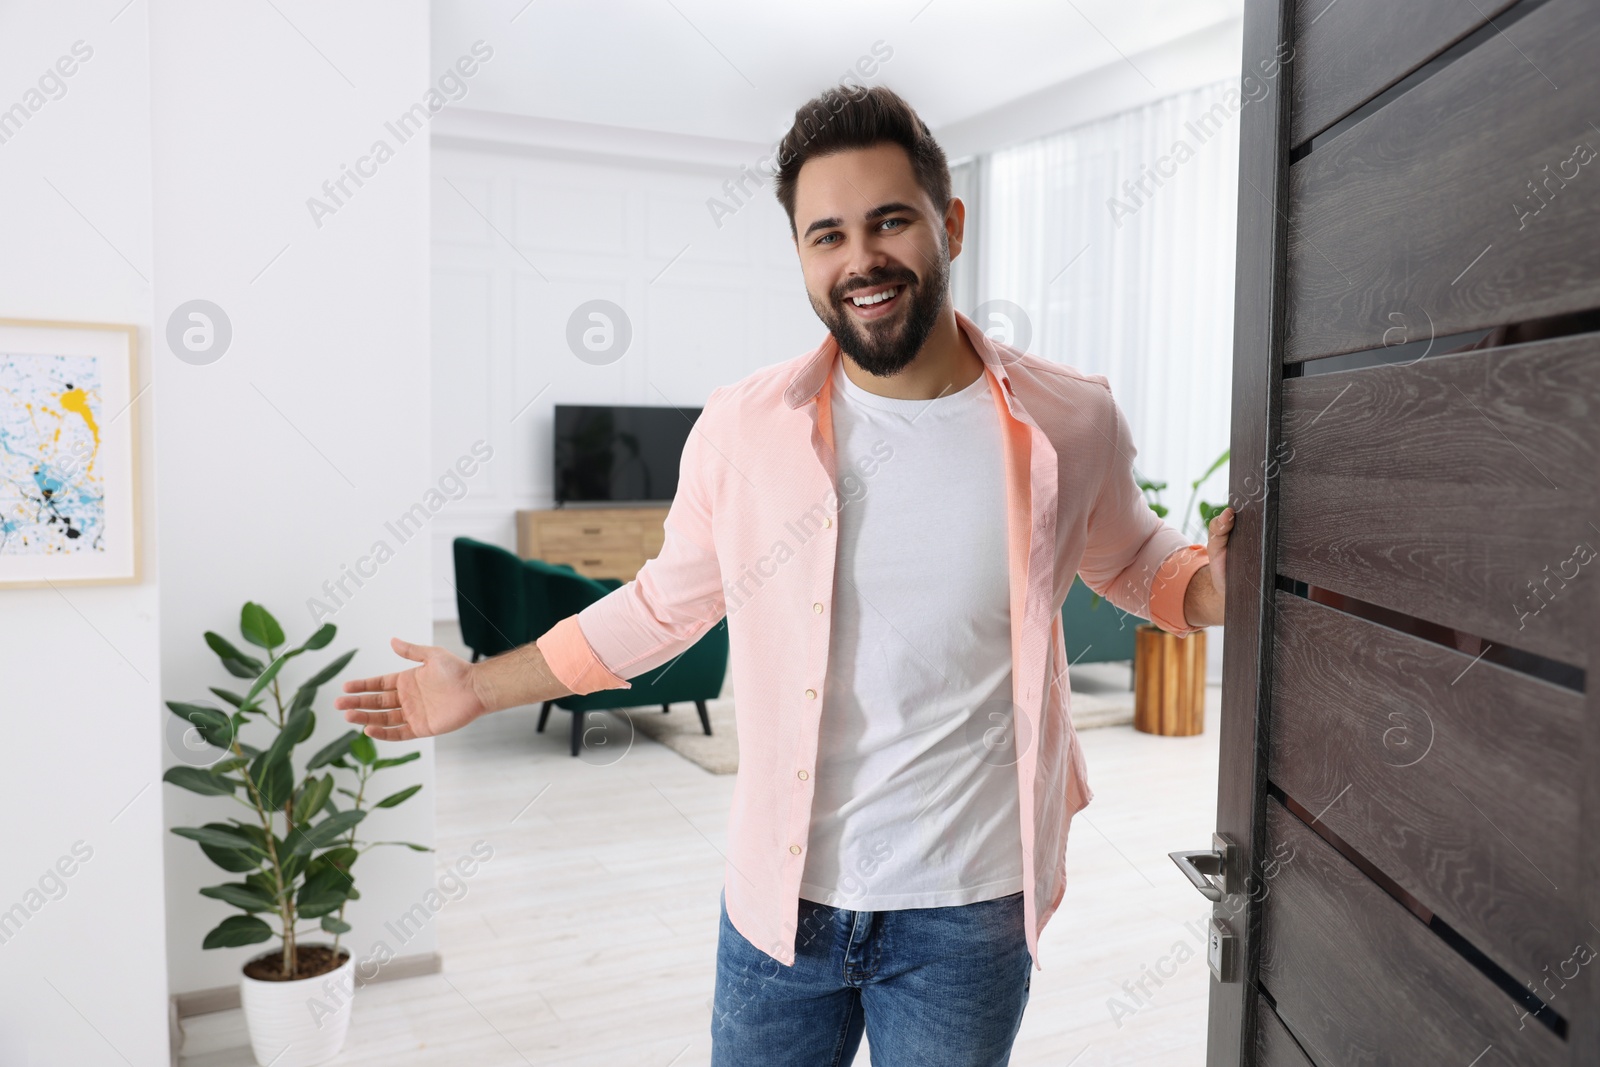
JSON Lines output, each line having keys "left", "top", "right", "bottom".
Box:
{"left": 816, "top": 233, "right": 840, "bottom": 246}
{"left": 880, "top": 218, "right": 907, "bottom": 231}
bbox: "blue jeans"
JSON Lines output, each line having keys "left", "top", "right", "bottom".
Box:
{"left": 710, "top": 889, "right": 1032, "bottom": 1066}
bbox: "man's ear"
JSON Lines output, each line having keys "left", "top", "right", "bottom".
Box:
{"left": 945, "top": 196, "right": 967, "bottom": 261}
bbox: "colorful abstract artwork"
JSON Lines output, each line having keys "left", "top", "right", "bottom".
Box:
{"left": 0, "top": 320, "right": 137, "bottom": 586}
{"left": 0, "top": 352, "right": 105, "bottom": 555}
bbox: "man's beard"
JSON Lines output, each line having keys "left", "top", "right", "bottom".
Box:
{"left": 810, "top": 242, "right": 949, "bottom": 378}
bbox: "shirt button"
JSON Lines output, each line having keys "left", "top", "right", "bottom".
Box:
{"left": 813, "top": 602, "right": 824, "bottom": 614}
{"left": 805, "top": 688, "right": 817, "bottom": 700}
{"left": 789, "top": 844, "right": 802, "bottom": 855}
{"left": 797, "top": 769, "right": 809, "bottom": 780}
{"left": 823, "top": 516, "right": 833, "bottom": 528}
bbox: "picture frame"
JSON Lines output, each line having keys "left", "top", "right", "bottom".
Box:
{"left": 0, "top": 317, "right": 141, "bottom": 587}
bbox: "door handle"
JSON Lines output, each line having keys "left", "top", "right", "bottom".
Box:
{"left": 1168, "top": 834, "right": 1236, "bottom": 901}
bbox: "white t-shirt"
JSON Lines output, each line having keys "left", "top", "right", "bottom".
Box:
{"left": 799, "top": 357, "right": 1023, "bottom": 910}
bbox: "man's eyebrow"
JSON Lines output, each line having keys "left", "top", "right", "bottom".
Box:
{"left": 801, "top": 202, "right": 920, "bottom": 239}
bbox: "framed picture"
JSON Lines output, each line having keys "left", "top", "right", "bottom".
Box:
{"left": 0, "top": 318, "right": 141, "bottom": 587}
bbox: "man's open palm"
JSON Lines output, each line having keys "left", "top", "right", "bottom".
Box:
{"left": 335, "top": 637, "right": 485, "bottom": 741}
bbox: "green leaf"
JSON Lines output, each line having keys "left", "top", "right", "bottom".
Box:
{"left": 212, "top": 756, "right": 249, "bottom": 774}
{"left": 316, "top": 846, "right": 359, "bottom": 874}
{"left": 173, "top": 824, "right": 261, "bottom": 854}
{"left": 202, "top": 914, "right": 274, "bottom": 949}
{"left": 199, "top": 882, "right": 277, "bottom": 913}
{"left": 296, "top": 865, "right": 352, "bottom": 916}
{"left": 286, "top": 809, "right": 366, "bottom": 857}
{"left": 1199, "top": 501, "right": 1227, "bottom": 526}
{"left": 184, "top": 822, "right": 261, "bottom": 873}
{"left": 245, "top": 870, "right": 281, "bottom": 901}
{"left": 251, "top": 751, "right": 295, "bottom": 811}
{"left": 242, "top": 654, "right": 289, "bottom": 706}
{"left": 372, "top": 751, "right": 421, "bottom": 770}
{"left": 349, "top": 733, "right": 377, "bottom": 766}
{"left": 163, "top": 765, "right": 237, "bottom": 797}
{"left": 240, "top": 602, "right": 286, "bottom": 651}
{"left": 205, "top": 631, "right": 264, "bottom": 674}
{"left": 377, "top": 841, "right": 432, "bottom": 853}
{"left": 374, "top": 784, "right": 422, "bottom": 809}
{"left": 295, "top": 775, "right": 334, "bottom": 826}
{"left": 288, "top": 685, "right": 316, "bottom": 718}
{"left": 278, "top": 848, "right": 306, "bottom": 887}
{"left": 226, "top": 821, "right": 271, "bottom": 854}
{"left": 209, "top": 687, "right": 250, "bottom": 709}
{"left": 1149, "top": 503, "right": 1169, "bottom": 518}
{"left": 166, "top": 702, "right": 235, "bottom": 749}
{"left": 298, "top": 649, "right": 358, "bottom": 694}
{"left": 320, "top": 915, "right": 352, "bottom": 935}
{"left": 297, "top": 890, "right": 348, "bottom": 919}
{"left": 306, "top": 730, "right": 358, "bottom": 771}
{"left": 299, "top": 623, "right": 337, "bottom": 652}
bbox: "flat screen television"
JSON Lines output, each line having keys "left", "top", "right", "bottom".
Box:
{"left": 553, "top": 404, "right": 702, "bottom": 504}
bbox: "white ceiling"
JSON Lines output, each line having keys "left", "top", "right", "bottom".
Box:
{"left": 432, "top": 0, "right": 1244, "bottom": 146}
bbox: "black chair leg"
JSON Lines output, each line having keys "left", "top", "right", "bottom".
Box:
{"left": 537, "top": 701, "right": 551, "bottom": 733}
{"left": 570, "top": 710, "right": 583, "bottom": 757}
{"left": 662, "top": 703, "right": 670, "bottom": 714}
{"left": 696, "top": 699, "right": 712, "bottom": 736}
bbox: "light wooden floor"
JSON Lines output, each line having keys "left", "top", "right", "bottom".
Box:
{"left": 180, "top": 628, "right": 1223, "bottom": 1066}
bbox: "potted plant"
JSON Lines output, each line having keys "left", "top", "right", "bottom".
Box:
{"left": 1130, "top": 449, "right": 1229, "bottom": 736}
{"left": 163, "top": 602, "right": 428, "bottom": 1067}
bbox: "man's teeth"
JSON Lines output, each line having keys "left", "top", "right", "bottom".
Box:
{"left": 851, "top": 287, "right": 900, "bottom": 307}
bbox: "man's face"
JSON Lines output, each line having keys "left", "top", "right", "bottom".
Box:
{"left": 791, "top": 143, "right": 960, "bottom": 377}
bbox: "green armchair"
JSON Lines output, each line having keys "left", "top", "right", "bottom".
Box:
{"left": 452, "top": 537, "right": 728, "bottom": 756}
{"left": 1061, "top": 575, "right": 1139, "bottom": 685}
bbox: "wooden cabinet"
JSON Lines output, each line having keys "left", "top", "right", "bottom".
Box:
{"left": 515, "top": 506, "right": 670, "bottom": 582}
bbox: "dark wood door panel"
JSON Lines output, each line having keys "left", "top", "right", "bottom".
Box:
{"left": 1257, "top": 1001, "right": 1318, "bottom": 1067}
{"left": 1289, "top": 0, "right": 1517, "bottom": 146}
{"left": 1269, "top": 591, "right": 1583, "bottom": 984}
{"left": 1277, "top": 334, "right": 1600, "bottom": 667}
{"left": 1260, "top": 798, "right": 1566, "bottom": 1066}
{"left": 1283, "top": 0, "right": 1600, "bottom": 362}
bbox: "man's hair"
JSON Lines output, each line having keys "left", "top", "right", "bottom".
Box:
{"left": 773, "top": 85, "right": 951, "bottom": 237}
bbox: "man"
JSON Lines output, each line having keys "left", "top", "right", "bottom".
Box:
{"left": 337, "top": 85, "right": 1232, "bottom": 1065}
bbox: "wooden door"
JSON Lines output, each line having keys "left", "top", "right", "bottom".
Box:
{"left": 1196, "top": 0, "right": 1600, "bottom": 1063}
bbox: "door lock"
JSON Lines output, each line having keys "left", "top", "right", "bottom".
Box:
{"left": 1168, "top": 834, "right": 1237, "bottom": 901}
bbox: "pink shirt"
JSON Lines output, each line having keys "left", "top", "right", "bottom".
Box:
{"left": 537, "top": 311, "right": 1209, "bottom": 970}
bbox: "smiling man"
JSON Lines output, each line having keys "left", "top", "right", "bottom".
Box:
{"left": 337, "top": 85, "right": 1231, "bottom": 1066}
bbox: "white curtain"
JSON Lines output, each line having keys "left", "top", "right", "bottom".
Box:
{"left": 969, "top": 81, "right": 1240, "bottom": 541}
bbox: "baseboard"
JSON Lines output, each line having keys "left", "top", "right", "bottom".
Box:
{"left": 171, "top": 950, "right": 444, "bottom": 1020}
{"left": 169, "top": 993, "right": 181, "bottom": 1067}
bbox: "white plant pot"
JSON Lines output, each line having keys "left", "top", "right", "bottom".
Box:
{"left": 239, "top": 944, "right": 355, "bottom": 1067}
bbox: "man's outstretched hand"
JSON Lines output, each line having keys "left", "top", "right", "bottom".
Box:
{"left": 335, "top": 637, "right": 486, "bottom": 742}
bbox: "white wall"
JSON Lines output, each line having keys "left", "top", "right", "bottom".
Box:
{"left": 0, "top": 3, "right": 170, "bottom": 1064}
{"left": 429, "top": 114, "right": 826, "bottom": 618}
{"left": 151, "top": 0, "right": 439, "bottom": 999}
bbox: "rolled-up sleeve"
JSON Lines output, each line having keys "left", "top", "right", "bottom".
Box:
{"left": 1076, "top": 393, "right": 1209, "bottom": 636}
{"left": 534, "top": 393, "right": 728, "bottom": 693}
